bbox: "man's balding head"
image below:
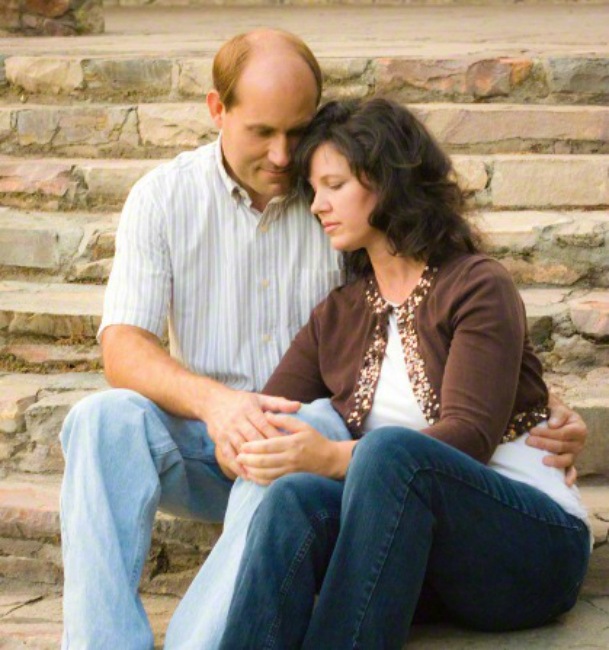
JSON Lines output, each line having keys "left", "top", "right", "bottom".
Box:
{"left": 212, "top": 29, "right": 323, "bottom": 111}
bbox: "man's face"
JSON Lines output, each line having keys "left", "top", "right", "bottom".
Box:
{"left": 211, "top": 56, "right": 319, "bottom": 210}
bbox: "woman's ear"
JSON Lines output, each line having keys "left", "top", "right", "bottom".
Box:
{"left": 207, "top": 90, "right": 225, "bottom": 130}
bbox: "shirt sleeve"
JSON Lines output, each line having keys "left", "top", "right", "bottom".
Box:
{"left": 421, "top": 260, "right": 527, "bottom": 464}
{"left": 262, "top": 303, "right": 331, "bottom": 403}
{"left": 97, "top": 177, "right": 172, "bottom": 343}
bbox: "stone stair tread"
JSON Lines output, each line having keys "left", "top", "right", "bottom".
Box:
{"left": 0, "top": 102, "right": 606, "bottom": 157}
{"left": 0, "top": 281, "right": 105, "bottom": 317}
{"left": 0, "top": 582, "right": 607, "bottom": 650}
{"left": 1, "top": 154, "right": 607, "bottom": 211}
{"left": 3, "top": 5, "right": 609, "bottom": 58}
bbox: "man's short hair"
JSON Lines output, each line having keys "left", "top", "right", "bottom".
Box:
{"left": 212, "top": 29, "right": 323, "bottom": 110}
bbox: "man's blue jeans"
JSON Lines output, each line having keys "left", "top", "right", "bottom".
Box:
{"left": 59, "top": 390, "right": 350, "bottom": 649}
{"left": 219, "top": 426, "right": 591, "bottom": 650}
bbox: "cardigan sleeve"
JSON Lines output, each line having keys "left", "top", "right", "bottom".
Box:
{"left": 262, "top": 302, "right": 332, "bottom": 403}
{"left": 421, "top": 259, "right": 527, "bottom": 464}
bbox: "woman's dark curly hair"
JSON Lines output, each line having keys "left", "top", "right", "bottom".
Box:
{"left": 294, "top": 98, "right": 480, "bottom": 279}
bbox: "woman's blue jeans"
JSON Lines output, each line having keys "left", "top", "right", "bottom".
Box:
{"left": 219, "top": 426, "right": 591, "bottom": 650}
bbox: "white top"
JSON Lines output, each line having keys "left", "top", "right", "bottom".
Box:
{"left": 99, "top": 137, "right": 342, "bottom": 392}
{"left": 363, "top": 313, "right": 590, "bottom": 529}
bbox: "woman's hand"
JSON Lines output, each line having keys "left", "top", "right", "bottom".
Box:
{"left": 236, "top": 413, "right": 348, "bottom": 486}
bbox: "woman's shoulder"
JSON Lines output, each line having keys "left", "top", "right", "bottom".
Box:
{"left": 311, "top": 278, "right": 368, "bottom": 321}
{"left": 435, "top": 253, "right": 516, "bottom": 293}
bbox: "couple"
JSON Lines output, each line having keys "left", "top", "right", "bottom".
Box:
{"left": 59, "top": 29, "right": 590, "bottom": 649}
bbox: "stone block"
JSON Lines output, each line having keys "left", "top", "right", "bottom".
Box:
{"left": 555, "top": 217, "right": 608, "bottom": 249}
{"left": 412, "top": 105, "right": 608, "bottom": 151}
{"left": 479, "top": 211, "right": 572, "bottom": 251}
{"left": 452, "top": 157, "right": 487, "bottom": 192}
{"left": 138, "top": 104, "right": 216, "bottom": 148}
{"left": 546, "top": 57, "right": 609, "bottom": 98}
{"left": 0, "top": 56, "right": 6, "bottom": 88}
{"left": 5, "top": 57, "right": 84, "bottom": 94}
{"left": 69, "top": 257, "right": 113, "bottom": 282}
{"left": 0, "top": 160, "right": 76, "bottom": 206}
{"left": 177, "top": 58, "right": 213, "bottom": 97}
{"left": 375, "top": 57, "right": 533, "bottom": 101}
{"left": 16, "top": 108, "right": 59, "bottom": 147}
{"left": 2, "top": 343, "right": 101, "bottom": 369}
{"left": 0, "top": 480, "right": 59, "bottom": 539}
{"left": 0, "top": 109, "right": 12, "bottom": 143}
{"left": 0, "top": 381, "right": 39, "bottom": 434}
{"left": 19, "top": 390, "right": 95, "bottom": 473}
{"left": 24, "top": 0, "right": 71, "bottom": 19}
{"left": 491, "top": 157, "right": 609, "bottom": 208}
{"left": 570, "top": 295, "right": 609, "bottom": 339}
{"left": 83, "top": 58, "right": 172, "bottom": 97}
{"left": 78, "top": 160, "right": 159, "bottom": 205}
{"left": 500, "top": 258, "right": 584, "bottom": 287}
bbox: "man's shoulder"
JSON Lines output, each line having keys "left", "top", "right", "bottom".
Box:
{"left": 131, "top": 141, "right": 219, "bottom": 200}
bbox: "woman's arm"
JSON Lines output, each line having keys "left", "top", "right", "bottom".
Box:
{"left": 421, "top": 259, "right": 531, "bottom": 464}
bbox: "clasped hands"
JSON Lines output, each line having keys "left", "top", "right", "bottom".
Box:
{"left": 204, "top": 388, "right": 587, "bottom": 487}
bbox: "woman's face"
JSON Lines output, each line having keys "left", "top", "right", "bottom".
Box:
{"left": 309, "top": 143, "right": 382, "bottom": 253}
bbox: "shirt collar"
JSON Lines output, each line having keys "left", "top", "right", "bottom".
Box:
{"left": 214, "top": 134, "right": 300, "bottom": 216}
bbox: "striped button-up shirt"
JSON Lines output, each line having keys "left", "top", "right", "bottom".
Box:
{"left": 99, "top": 138, "right": 342, "bottom": 392}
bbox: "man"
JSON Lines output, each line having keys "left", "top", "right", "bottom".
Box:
{"left": 60, "top": 29, "right": 587, "bottom": 648}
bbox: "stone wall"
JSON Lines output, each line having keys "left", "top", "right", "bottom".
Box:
{"left": 0, "top": 0, "right": 104, "bottom": 36}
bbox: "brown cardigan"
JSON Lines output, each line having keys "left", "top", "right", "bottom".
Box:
{"left": 263, "top": 253, "right": 549, "bottom": 464}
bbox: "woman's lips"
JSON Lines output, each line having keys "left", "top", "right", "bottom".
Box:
{"left": 323, "top": 222, "right": 340, "bottom": 233}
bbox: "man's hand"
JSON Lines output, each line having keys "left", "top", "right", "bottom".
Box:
{"left": 236, "top": 414, "right": 339, "bottom": 486}
{"left": 527, "top": 395, "right": 587, "bottom": 487}
{"left": 200, "top": 388, "right": 301, "bottom": 479}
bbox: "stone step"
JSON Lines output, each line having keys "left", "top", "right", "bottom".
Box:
{"left": 0, "top": 472, "right": 606, "bottom": 619}
{"left": 2, "top": 52, "right": 607, "bottom": 106}
{"left": 0, "top": 206, "right": 118, "bottom": 282}
{"left": 1, "top": 208, "right": 606, "bottom": 288}
{"left": 1, "top": 585, "right": 608, "bottom": 650}
{"left": 0, "top": 154, "right": 607, "bottom": 212}
{"left": 0, "top": 102, "right": 607, "bottom": 158}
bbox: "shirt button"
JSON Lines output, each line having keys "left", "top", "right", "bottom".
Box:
{"left": 262, "top": 279, "right": 270, "bottom": 289}
{"left": 262, "top": 334, "right": 271, "bottom": 343}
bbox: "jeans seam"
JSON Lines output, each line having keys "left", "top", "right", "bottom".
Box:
{"left": 129, "top": 483, "right": 160, "bottom": 590}
{"left": 264, "top": 510, "right": 340, "bottom": 650}
{"left": 423, "top": 464, "right": 586, "bottom": 531}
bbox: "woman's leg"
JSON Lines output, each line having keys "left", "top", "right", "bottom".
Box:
{"left": 165, "top": 398, "right": 352, "bottom": 649}
{"left": 302, "top": 427, "right": 590, "bottom": 649}
{"left": 218, "top": 472, "right": 344, "bottom": 650}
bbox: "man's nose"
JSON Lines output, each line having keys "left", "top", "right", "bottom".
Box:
{"left": 268, "top": 136, "right": 291, "bottom": 169}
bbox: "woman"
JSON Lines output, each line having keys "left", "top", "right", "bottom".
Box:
{"left": 215, "top": 99, "right": 592, "bottom": 649}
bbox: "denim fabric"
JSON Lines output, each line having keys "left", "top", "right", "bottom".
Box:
{"left": 59, "top": 388, "right": 234, "bottom": 649}
{"left": 59, "top": 391, "right": 350, "bottom": 649}
{"left": 219, "top": 426, "right": 591, "bottom": 650}
{"left": 164, "top": 398, "right": 352, "bottom": 649}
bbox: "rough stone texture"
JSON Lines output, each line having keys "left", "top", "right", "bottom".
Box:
{"left": 18, "top": 390, "right": 96, "bottom": 473}
{"left": 570, "top": 293, "right": 609, "bottom": 339}
{"left": 0, "top": 208, "right": 85, "bottom": 272}
{"left": 69, "top": 257, "right": 113, "bottom": 282}
{"left": 0, "top": 159, "right": 78, "bottom": 210}
{"left": 0, "top": 281, "right": 104, "bottom": 339}
{"left": 451, "top": 157, "right": 488, "bottom": 192}
{"left": 411, "top": 104, "right": 609, "bottom": 154}
{"left": 177, "top": 58, "right": 213, "bottom": 98}
{"left": 491, "top": 156, "right": 609, "bottom": 208}
{"left": 0, "top": 381, "right": 39, "bottom": 435}
{"left": 546, "top": 57, "right": 609, "bottom": 102}
{"left": 77, "top": 159, "right": 158, "bottom": 208}
{"left": 0, "top": 0, "right": 104, "bottom": 36}
{"left": 1, "top": 342, "right": 101, "bottom": 371}
{"left": 83, "top": 58, "right": 172, "bottom": 98}
{"left": 5, "top": 58, "right": 85, "bottom": 95}
{"left": 375, "top": 57, "right": 536, "bottom": 102}
{"left": 138, "top": 104, "right": 216, "bottom": 148}
{"left": 321, "top": 58, "right": 372, "bottom": 101}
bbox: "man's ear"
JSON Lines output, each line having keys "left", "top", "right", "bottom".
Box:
{"left": 207, "top": 90, "right": 225, "bottom": 130}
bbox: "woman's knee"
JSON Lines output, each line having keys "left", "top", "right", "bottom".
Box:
{"left": 351, "top": 427, "right": 433, "bottom": 470}
{"left": 255, "top": 473, "right": 339, "bottom": 526}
